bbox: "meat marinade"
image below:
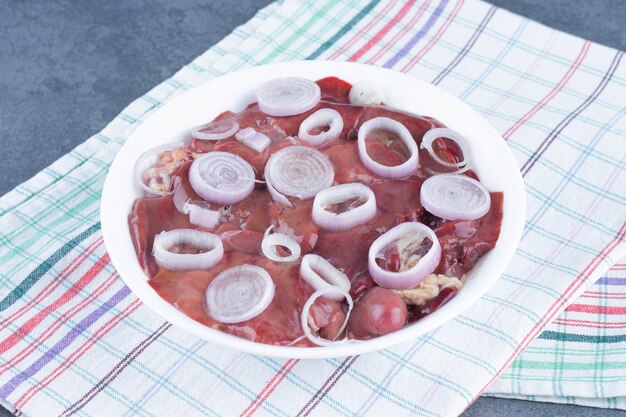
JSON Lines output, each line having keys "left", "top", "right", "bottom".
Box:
{"left": 128, "top": 77, "right": 503, "bottom": 346}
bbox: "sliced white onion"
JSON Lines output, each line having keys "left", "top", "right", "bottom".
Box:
{"left": 261, "top": 226, "right": 301, "bottom": 262}
{"left": 265, "top": 176, "right": 293, "bottom": 207}
{"left": 134, "top": 142, "right": 186, "bottom": 196}
{"left": 204, "top": 264, "right": 275, "bottom": 323}
{"left": 183, "top": 201, "right": 220, "bottom": 228}
{"left": 420, "top": 128, "right": 471, "bottom": 174}
{"left": 300, "top": 254, "right": 350, "bottom": 301}
{"left": 172, "top": 176, "right": 189, "bottom": 213}
{"left": 298, "top": 108, "right": 344, "bottom": 146}
{"left": 235, "top": 127, "right": 272, "bottom": 152}
{"left": 256, "top": 77, "right": 321, "bottom": 117}
{"left": 189, "top": 152, "right": 255, "bottom": 205}
{"left": 152, "top": 229, "right": 224, "bottom": 271}
{"left": 312, "top": 183, "right": 376, "bottom": 232}
{"left": 191, "top": 119, "right": 239, "bottom": 141}
{"left": 264, "top": 146, "right": 334, "bottom": 207}
{"left": 357, "top": 117, "right": 419, "bottom": 179}
{"left": 286, "top": 334, "right": 308, "bottom": 346}
{"left": 368, "top": 222, "right": 441, "bottom": 290}
{"left": 420, "top": 174, "right": 491, "bottom": 220}
{"left": 301, "top": 286, "right": 354, "bottom": 347}
{"left": 235, "top": 126, "right": 255, "bottom": 142}
{"left": 349, "top": 81, "right": 382, "bottom": 106}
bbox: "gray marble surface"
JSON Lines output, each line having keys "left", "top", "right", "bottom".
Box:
{"left": 0, "top": 0, "right": 624, "bottom": 416}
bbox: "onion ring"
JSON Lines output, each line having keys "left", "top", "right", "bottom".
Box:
{"left": 191, "top": 119, "right": 239, "bottom": 141}
{"left": 264, "top": 146, "right": 334, "bottom": 207}
{"left": 301, "top": 286, "right": 354, "bottom": 346}
{"left": 152, "top": 229, "right": 224, "bottom": 271}
{"left": 368, "top": 222, "right": 441, "bottom": 290}
{"left": 261, "top": 226, "right": 301, "bottom": 262}
{"left": 189, "top": 152, "right": 255, "bottom": 205}
{"left": 256, "top": 77, "right": 321, "bottom": 117}
{"left": 312, "top": 183, "right": 376, "bottom": 232}
{"left": 298, "top": 108, "right": 344, "bottom": 146}
{"left": 349, "top": 81, "right": 382, "bottom": 106}
{"left": 172, "top": 176, "right": 189, "bottom": 213}
{"left": 300, "top": 254, "right": 351, "bottom": 301}
{"left": 357, "top": 117, "right": 419, "bottom": 179}
{"left": 420, "top": 128, "right": 471, "bottom": 173}
{"left": 420, "top": 174, "right": 491, "bottom": 220}
{"left": 183, "top": 201, "right": 220, "bottom": 229}
{"left": 204, "top": 264, "right": 275, "bottom": 323}
{"left": 134, "top": 142, "right": 188, "bottom": 196}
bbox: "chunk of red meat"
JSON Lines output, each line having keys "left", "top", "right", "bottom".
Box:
{"left": 219, "top": 230, "right": 263, "bottom": 254}
{"left": 349, "top": 271, "right": 376, "bottom": 300}
{"left": 269, "top": 199, "right": 319, "bottom": 254}
{"left": 190, "top": 106, "right": 288, "bottom": 154}
{"left": 215, "top": 189, "right": 274, "bottom": 234}
{"left": 365, "top": 140, "right": 409, "bottom": 167}
{"left": 128, "top": 195, "right": 194, "bottom": 277}
{"left": 314, "top": 224, "right": 374, "bottom": 281}
{"left": 316, "top": 76, "right": 353, "bottom": 103}
{"left": 423, "top": 115, "right": 446, "bottom": 128}
{"left": 322, "top": 141, "right": 377, "bottom": 184}
{"left": 370, "top": 180, "right": 424, "bottom": 221}
{"left": 348, "top": 287, "right": 407, "bottom": 338}
{"left": 234, "top": 103, "right": 290, "bottom": 141}
{"left": 325, "top": 212, "right": 403, "bottom": 276}
{"left": 149, "top": 253, "right": 312, "bottom": 345}
{"left": 434, "top": 192, "right": 504, "bottom": 277}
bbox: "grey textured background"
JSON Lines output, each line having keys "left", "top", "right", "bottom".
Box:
{"left": 0, "top": 0, "right": 624, "bottom": 416}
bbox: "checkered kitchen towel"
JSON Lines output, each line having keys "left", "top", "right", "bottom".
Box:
{"left": 485, "top": 259, "right": 626, "bottom": 409}
{"left": 0, "top": 0, "right": 624, "bottom": 416}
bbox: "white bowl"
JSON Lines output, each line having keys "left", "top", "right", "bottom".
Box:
{"left": 101, "top": 61, "right": 525, "bottom": 359}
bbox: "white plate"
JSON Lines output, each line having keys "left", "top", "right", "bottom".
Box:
{"left": 101, "top": 61, "right": 525, "bottom": 359}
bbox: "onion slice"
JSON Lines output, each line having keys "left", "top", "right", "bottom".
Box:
{"left": 420, "top": 174, "right": 491, "bottom": 220}
{"left": 172, "top": 176, "right": 189, "bottom": 213}
{"left": 357, "top": 117, "right": 419, "bottom": 179}
{"left": 368, "top": 222, "right": 441, "bottom": 290}
{"left": 256, "top": 77, "right": 321, "bottom": 117}
{"left": 152, "top": 229, "right": 224, "bottom": 271}
{"left": 264, "top": 146, "right": 334, "bottom": 207}
{"left": 235, "top": 127, "right": 271, "bottom": 152}
{"left": 301, "top": 287, "right": 354, "bottom": 347}
{"left": 204, "top": 264, "right": 275, "bottom": 323}
{"left": 349, "top": 81, "right": 382, "bottom": 106}
{"left": 420, "top": 128, "right": 471, "bottom": 173}
{"left": 298, "top": 108, "right": 344, "bottom": 146}
{"left": 189, "top": 152, "right": 255, "bottom": 205}
{"left": 312, "top": 183, "right": 376, "bottom": 232}
{"left": 261, "top": 226, "right": 301, "bottom": 262}
{"left": 300, "top": 254, "right": 350, "bottom": 301}
{"left": 183, "top": 201, "right": 220, "bottom": 229}
{"left": 134, "top": 142, "right": 187, "bottom": 196}
{"left": 191, "top": 119, "right": 239, "bottom": 141}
